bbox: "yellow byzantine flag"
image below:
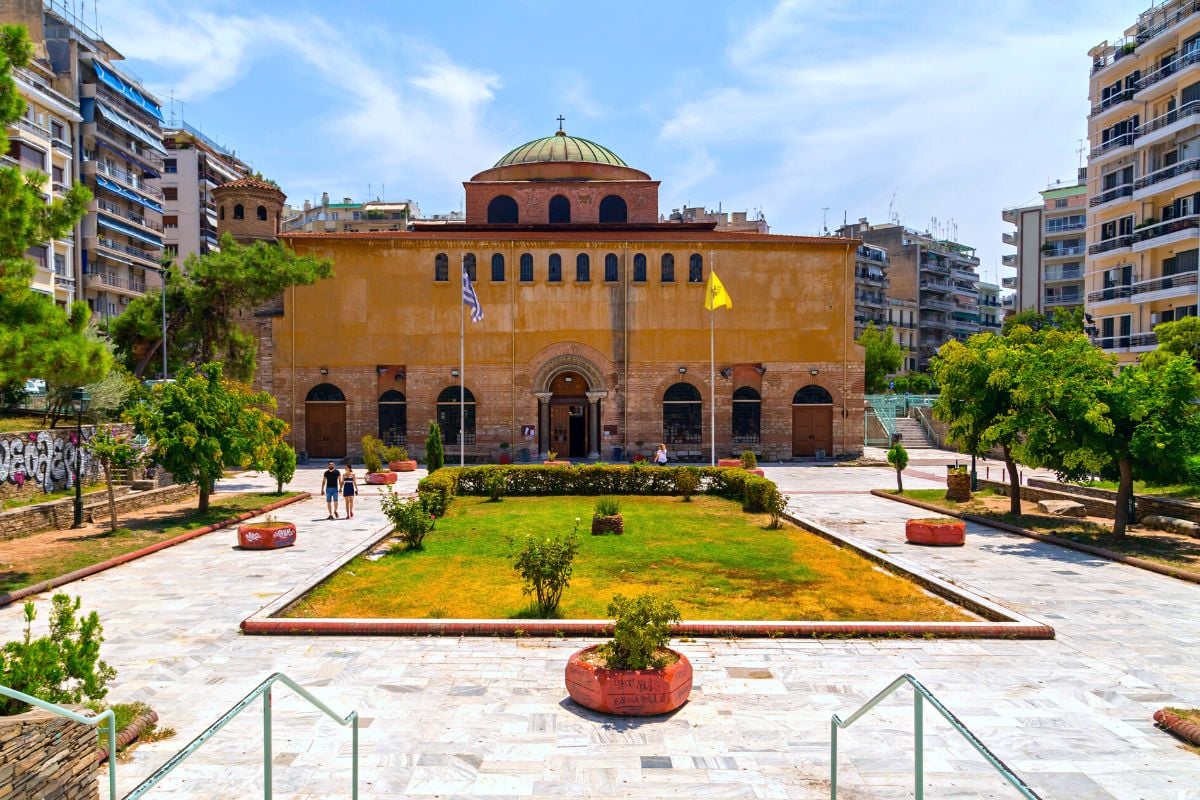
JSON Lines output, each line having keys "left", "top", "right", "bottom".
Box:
{"left": 705, "top": 269, "right": 733, "bottom": 311}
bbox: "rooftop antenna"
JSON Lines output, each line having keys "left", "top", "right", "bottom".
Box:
{"left": 821, "top": 207, "right": 829, "bottom": 235}
{"left": 1076, "top": 138, "right": 1087, "bottom": 170}
{"left": 887, "top": 188, "right": 899, "bottom": 225}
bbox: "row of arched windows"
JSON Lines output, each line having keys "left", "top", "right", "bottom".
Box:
{"left": 219, "top": 204, "right": 269, "bottom": 221}
{"left": 434, "top": 252, "right": 706, "bottom": 284}
{"left": 487, "top": 193, "right": 628, "bottom": 224}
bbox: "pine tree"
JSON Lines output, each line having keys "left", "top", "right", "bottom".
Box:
{"left": 425, "top": 422, "right": 445, "bottom": 473}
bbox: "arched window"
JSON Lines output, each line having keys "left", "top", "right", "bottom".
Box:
{"left": 548, "top": 195, "right": 571, "bottom": 224}
{"left": 233, "top": 203, "right": 244, "bottom": 220}
{"left": 604, "top": 253, "right": 619, "bottom": 282}
{"left": 436, "top": 386, "right": 476, "bottom": 445}
{"left": 491, "top": 253, "right": 505, "bottom": 282}
{"left": 732, "top": 386, "right": 761, "bottom": 444}
{"left": 434, "top": 253, "right": 449, "bottom": 282}
{"left": 520, "top": 252, "right": 533, "bottom": 282}
{"left": 257, "top": 205, "right": 267, "bottom": 221}
{"left": 464, "top": 253, "right": 477, "bottom": 281}
{"left": 549, "top": 253, "right": 562, "bottom": 282}
{"left": 219, "top": 205, "right": 225, "bottom": 220}
{"left": 599, "top": 195, "right": 628, "bottom": 223}
{"left": 661, "top": 253, "right": 675, "bottom": 283}
{"left": 305, "top": 383, "right": 345, "bottom": 402}
{"left": 663, "top": 383, "right": 702, "bottom": 445}
{"left": 487, "top": 194, "right": 519, "bottom": 224}
{"left": 576, "top": 253, "right": 590, "bottom": 282}
{"left": 378, "top": 389, "right": 407, "bottom": 445}
{"left": 689, "top": 253, "right": 703, "bottom": 283}
{"left": 633, "top": 253, "right": 647, "bottom": 282}
{"left": 793, "top": 385, "right": 834, "bottom": 404}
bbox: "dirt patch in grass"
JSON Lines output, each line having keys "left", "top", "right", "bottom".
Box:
{"left": 285, "top": 495, "right": 974, "bottom": 622}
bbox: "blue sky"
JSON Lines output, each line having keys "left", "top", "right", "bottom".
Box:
{"left": 95, "top": 0, "right": 1135, "bottom": 283}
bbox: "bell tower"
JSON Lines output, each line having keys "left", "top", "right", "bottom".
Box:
{"left": 212, "top": 177, "right": 286, "bottom": 245}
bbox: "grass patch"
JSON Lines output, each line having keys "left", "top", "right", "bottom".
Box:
{"left": 90, "top": 701, "right": 176, "bottom": 757}
{"left": 286, "top": 495, "right": 972, "bottom": 622}
{"left": 1075, "top": 480, "right": 1200, "bottom": 502}
{"left": 0, "top": 492, "right": 298, "bottom": 595}
{"left": 0, "top": 415, "right": 47, "bottom": 434}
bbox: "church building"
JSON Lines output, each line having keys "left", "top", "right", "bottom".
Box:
{"left": 220, "top": 128, "right": 865, "bottom": 462}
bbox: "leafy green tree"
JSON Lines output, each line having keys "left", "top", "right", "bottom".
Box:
{"left": 268, "top": 440, "right": 297, "bottom": 494}
{"left": 891, "top": 372, "right": 938, "bottom": 394}
{"left": 110, "top": 236, "right": 332, "bottom": 381}
{"left": 1147, "top": 316, "right": 1200, "bottom": 368}
{"left": 128, "top": 362, "right": 286, "bottom": 511}
{"left": 425, "top": 421, "right": 445, "bottom": 473}
{"left": 0, "top": 25, "right": 108, "bottom": 389}
{"left": 1000, "top": 306, "right": 1084, "bottom": 336}
{"left": 856, "top": 322, "right": 903, "bottom": 393}
{"left": 85, "top": 426, "right": 142, "bottom": 531}
{"left": 886, "top": 441, "right": 908, "bottom": 492}
{"left": 41, "top": 332, "right": 140, "bottom": 427}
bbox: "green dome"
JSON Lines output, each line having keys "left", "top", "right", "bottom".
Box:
{"left": 494, "top": 130, "right": 628, "bottom": 168}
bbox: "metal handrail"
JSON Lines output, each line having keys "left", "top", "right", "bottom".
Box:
{"left": 124, "top": 672, "right": 358, "bottom": 800}
{"left": 830, "top": 673, "right": 1042, "bottom": 800}
{"left": 0, "top": 684, "right": 117, "bottom": 800}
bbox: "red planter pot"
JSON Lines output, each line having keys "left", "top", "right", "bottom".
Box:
{"left": 543, "top": 460, "right": 572, "bottom": 467}
{"left": 905, "top": 518, "right": 966, "bottom": 546}
{"left": 388, "top": 460, "right": 418, "bottom": 472}
{"left": 717, "top": 459, "right": 742, "bottom": 468}
{"left": 367, "top": 471, "right": 398, "bottom": 485}
{"left": 498, "top": 452, "right": 512, "bottom": 465}
{"left": 237, "top": 522, "right": 296, "bottom": 550}
{"left": 565, "top": 645, "right": 692, "bottom": 716}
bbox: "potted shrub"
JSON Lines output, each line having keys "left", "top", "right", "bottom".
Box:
{"left": 498, "top": 442, "right": 512, "bottom": 465}
{"left": 363, "top": 436, "right": 398, "bottom": 485}
{"left": 592, "top": 496, "right": 624, "bottom": 534}
{"left": 905, "top": 516, "right": 966, "bottom": 546}
{"left": 384, "top": 444, "right": 418, "bottom": 472}
{"left": 565, "top": 593, "right": 691, "bottom": 716}
{"left": 543, "top": 449, "right": 571, "bottom": 467}
{"left": 945, "top": 464, "right": 971, "bottom": 502}
{"left": 237, "top": 513, "right": 297, "bottom": 549}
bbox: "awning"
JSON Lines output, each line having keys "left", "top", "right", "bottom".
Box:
{"left": 92, "top": 61, "right": 164, "bottom": 122}
{"left": 94, "top": 100, "right": 167, "bottom": 156}
{"left": 94, "top": 175, "right": 163, "bottom": 213}
{"left": 96, "top": 214, "right": 163, "bottom": 248}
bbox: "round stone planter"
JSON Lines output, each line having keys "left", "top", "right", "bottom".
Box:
{"left": 367, "top": 471, "right": 398, "bottom": 485}
{"left": 237, "top": 522, "right": 297, "bottom": 550}
{"left": 543, "top": 460, "right": 572, "bottom": 467}
{"left": 565, "top": 645, "right": 692, "bottom": 716}
{"left": 905, "top": 518, "right": 966, "bottom": 546}
{"left": 591, "top": 514, "right": 624, "bottom": 535}
{"left": 388, "top": 460, "right": 418, "bottom": 472}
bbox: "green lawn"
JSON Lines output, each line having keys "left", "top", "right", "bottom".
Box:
{"left": 286, "top": 495, "right": 972, "bottom": 622}
{"left": 0, "top": 492, "right": 298, "bottom": 594}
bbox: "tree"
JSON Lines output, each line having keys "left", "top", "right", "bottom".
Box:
{"left": 268, "top": 440, "right": 296, "bottom": 494}
{"left": 930, "top": 332, "right": 1028, "bottom": 514}
{"left": 856, "top": 322, "right": 903, "bottom": 393}
{"left": 0, "top": 25, "right": 109, "bottom": 389}
{"left": 128, "top": 362, "right": 287, "bottom": 511}
{"left": 85, "top": 426, "right": 142, "bottom": 531}
{"left": 1147, "top": 316, "right": 1200, "bottom": 368}
{"left": 109, "top": 237, "right": 332, "bottom": 381}
{"left": 1000, "top": 306, "right": 1084, "bottom": 336}
{"left": 425, "top": 422, "right": 445, "bottom": 473}
{"left": 41, "top": 332, "right": 140, "bottom": 428}
{"left": 891, "top": 372, "right": 938, "bottom": 395}
{"left": 886, "top": 441, "right": 908, "bottom": 492}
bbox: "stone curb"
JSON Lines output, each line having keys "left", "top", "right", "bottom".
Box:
{"left": 1154, "top": 709, "right": 1200, "bottom": 747}
{"left": 0, "top": 492, "right": 311, "bottom": 608}
{"left": 95, "top": 709, "right": 158, "bottom": 763}
{"left": 870, "top": 489, "right": 1200, "bottom": 586}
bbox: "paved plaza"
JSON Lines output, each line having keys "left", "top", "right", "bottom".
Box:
{"left": 1, "top": 464, "right": 1197, "bottom": 799}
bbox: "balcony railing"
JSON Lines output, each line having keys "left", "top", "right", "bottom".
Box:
{"left": 1091, "top": 40, "right": 1139, "bottom": 74}
{"left": 13, "top": 116, "right": 51, "bottom": 138}
{"left": 96, "top": 236, "right": 159, "bottom": 265}
{"left": 1091, "top": 89, "right": 1136, "bottom": 116}
{"left": 87, "top": 271, "right": 148, "bottom": 293}
{"left": 1135, "top": 0, "right": 1200, "bottom": 46}
{"left": 1140, "top": 48, "right": 1200, "bottom": 91}
{"left": 1131, "top": 269, "right": 1199, "bottom": 295}
{"left": 1089, "top": 236, "right": 1134, "bottom": 255}
{"left": 1090, "top": 132, "right": 1135, "bottom": 158}
{"left": 96, "top": 198, "right": 163, "bottom": 232}
{"left": 1138, "top": 100, "right": 1200, "bottom": 137}
{"left": 1045, "top": 220, "right": 1086, "bottom": 233}
{"left": 88, "top": 158, "right": 165, "bottom": 200}
{"left": 1090, "top": 184, "right": 1134, "bottom": 206}
{"left": 1045, "top": 244, "right": 1087, "bottom": 257}
{"left": 1043, "top": 293, "right": 1083, "bottom": 306}
{"left": 922, "top": 299, "right": 954, "bottom": 312}
{"left": 1135, "top": 158, "right": 1200, "bottom": 191}
{"left": 1098, "top": 332, "right": 1158, "bottom": 350}
{"left": 856, "top": 245, "right": 888, "bottom": 263}
{"left": 1088, "top": 285, "right": 1132, "bottom": 303}
{"left": 51, "top": 137, "right": 72, "bottom": 154}
{"left": 91, "top": 121, "right": 164, "bottom": 169}
{"left": 919, "top": 260, "right": 950, "bottom": 275}
{"left": 1045, "top": 266, "right": 1084, "bottom": 281}
{"left": 1133, "top": 215, "right": 1200, "bottom": 244}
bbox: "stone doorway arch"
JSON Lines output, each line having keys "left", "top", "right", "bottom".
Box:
{"left": 532, "top": 354, "right": 608, "bottom": 460}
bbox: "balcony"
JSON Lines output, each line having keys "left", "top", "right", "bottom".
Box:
{"left": 84, "top": 271, "right": 148, "bottom": 295}
{"left": 919, "top": 278, "right": 952, "bottom": 292}
{"left": 12, "top": 116, "right": 51, "bottom": 140}
{"left": 1044, "top": 244, "right": 1087, "bottom": 259}
{"left": 1090, "top": 89, "right": 1136, "bottom": 117}
{"left": 922, "top": 298, "right": 955, "bottom": 312}
{"left": 1044, "top": 266, "right": 1084, "bottom": 282}
{"left": 1098, "top": 332, "right": 1158, "bottom": 352}
{"left": 1138, "top": 48, "right": 1200, "bottom": 96}
{"left": 51, "top": 137, "right": 73, "bottom": 155}
{"left": 1091, "top": 40, "right": 1139, "bottom": 76}
{"left": 1133, "top": 158, "right": 1200, "bottom": 199}
{"left": 856, "top": 293, "right": 886, "bottom": 308}
{"left": 1132, "top": 215, "right": 1200, "bottom": 251}
{"left": 1043, "top": 293, "right": 1084, "bottom": 307}
{"left": 90, "top": 121, "right": 164, "bottom": 170}
{"left": 1134, "top": 0, "right": 1200, "bottom": 46}
{"left": 951, "top": 267, "right": 979, "bottom": 282}
{"left": 1090, "top": 132, "right": 1135, "bottom": 159}
{"left": 1045, "top": 219, "right": 1086, "bottom": 234}
{"left": 919, "top": 259, "right": 951, "bottom": 275}
{"left": 1002, "top": 231, "right": 1018, "bottom": 246}
{"left": 1089, "top": 236, "right": 1134, "bottom": 255}
{"left": 85, "top": 159, "right": 165, "bottom": 201}
{"left": 1131, "top": 269, "right": 1199, "bottom": 299}
{"left": 96, "top": 235, "right": 160, "bottom": 266}
{"left": 1090, "top": 184, "right": 1134, "bottom": 207}
{"left": 96, "top": 198, "right": 163, "bottom": 233}
{"left": 856, "top": 272, "right": 887, "bottom": 286}
{"left": 1137, "top": 100, "right": 1200, "bottom": 146}
{"left": 1001, "top": 254, "right": 1017, "bottom": 267}
{"left": 1088, "top": 285, "right": 1133, "bottom": 304}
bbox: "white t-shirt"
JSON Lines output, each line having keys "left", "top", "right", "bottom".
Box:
{"left": 655, "top": 448, "right": 668, "bottom": 463}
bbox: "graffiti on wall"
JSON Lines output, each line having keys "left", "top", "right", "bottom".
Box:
{"left": 0, "top": 428, "right": 98, "bottom": 493}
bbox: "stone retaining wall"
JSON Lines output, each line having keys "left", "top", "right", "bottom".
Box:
{"left": 0, "top": 706, "right": 97, "bottom": 800}
{"left": 1027, "top": 479, "right": 1200, "bottom": 524}
{"left": 978, "top": 479, "right": 1117, "bottom": 518}
{"left": 0, "top": 483, "right": 196, "bottom": 540}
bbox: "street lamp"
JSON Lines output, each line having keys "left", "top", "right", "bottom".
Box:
{"left": 151, "top": 262, "right": 169, "bottom": 379}
{"left": 71, "top": 388, "right": 92, "bottom": 528}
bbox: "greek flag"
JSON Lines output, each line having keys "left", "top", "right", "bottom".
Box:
{"left": 462, "top": 263, "right": 483, "bottom": 322}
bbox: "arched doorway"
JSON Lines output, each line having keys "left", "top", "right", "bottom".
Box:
{"left": 792, "top": 385, "right": 833, "bottom": 457}
{"left": 378, "top": 390, "right": 406, "bottom": 445}
{"left": 548, "top": 371, "right": 590, "bottom": 459}
{"left": 305, "top": 383, "right": 346, "bottom": 458}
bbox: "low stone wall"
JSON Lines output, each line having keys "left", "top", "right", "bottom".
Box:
{"left": 1027, "top": 479, "right": 1200, "bottom": 524}
{"left": 0, "top": 483, "right": 196, "bottom": 540}
{"left": 978, "top": 479, "right": 1116, "bottom": 518}
{"left": 0, "top": 706, "right": 97, "bottom": 800}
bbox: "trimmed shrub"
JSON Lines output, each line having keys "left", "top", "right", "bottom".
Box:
{"left": 417, "top": 469, "right": 457, "bottom": 518}
{"left": 268, "top": 441, "right": 297, "bottom": 494}
{"left": 739, "top": 449, "right": 757, "bottom": 470}
{"left": 512, "top": 521, "right": 580, "bottom": 616}
{"left": 381, "top": 488, "right": 436, "bottom": 550}
{"left": 382, "top": 444, "right": 408, "bottom": 463}
{"left": 674, "top": 466, "right": 700, "bottom": 501}
{"left": 482, "top": 467, "right": 506, "bottom": 502}
{"left": 361, "top": 435, "right": 384, "bottom": 473}
{"left": 596, "top": 593, "right": 681, "bottom": 670}
{"left": 767, "top": 486, "right": 788, "bottom": 528}
{"left": 742, "top": 476, "right": 774, "bottom": 512}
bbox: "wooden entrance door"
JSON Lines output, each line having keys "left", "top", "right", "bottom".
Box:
{"left": 306, "top": 403, "right": 347, "bottom": 458}
{"left": 792, "top": 406, "right": 833, "bottom": 457}
{"left": 550, "top": 405, "right": 570, "bottom": 456}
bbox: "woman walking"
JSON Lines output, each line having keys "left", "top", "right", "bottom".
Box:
{"left": 342, "top": 463, "right": 359, "bottom": 518}
{"left": 654, "top": 443, "right": 669, "bottom": 466}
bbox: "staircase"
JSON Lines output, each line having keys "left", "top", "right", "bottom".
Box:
{"left": 893, "top": 415, "right": 935, "bottom": 449}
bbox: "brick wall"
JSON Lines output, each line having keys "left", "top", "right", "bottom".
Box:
{"left": 465, "top": 180, "right": 660, "bottom": 224}
{"left": 0, "top": 483, "right": 195, "bottom": 540}
{"left": 1027, "top": 478, "right": 1200, "bottom": 524}
{"left": 0, "top": 706, "right": 97, "bottom": 800}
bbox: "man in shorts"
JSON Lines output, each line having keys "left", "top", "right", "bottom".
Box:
{"left": 323, "top": 461, "right": 342, "bottom": 519}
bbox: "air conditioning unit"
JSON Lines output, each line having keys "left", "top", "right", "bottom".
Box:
{"left": 119, "top": 296, "right": 129, "bottom": 305}
{"left": 1150, "top": 312, "right": 1159, "bottom": 325}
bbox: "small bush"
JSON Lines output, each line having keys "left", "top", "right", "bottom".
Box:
{"left": 382, "top": 444, "right": 408, "bottom": 463}
{"left": 483, "top": 467, "right": 506, "bottom": 502}
{"left": 742, "top": 476, "right": 774, "bottom": 512}
{"left": 594, "top": 496, "right": 621, "bottom": 517}
{"left": 361, "top": 435, "right": 384, "bottom": 473}
{"left": 381, "top": 488, "right": 436, "bottom": 549}
{"left": 268, "top": 441, "right": 296, "bottom": 494}
{"left": 596, "top": 593, "right": 681, "bottom": 670}
{"left": 425, "top": 422, "right": 445, "bottom": 473}
{"left": 887, "top": 442, "right": 909, "bottom": 492}
{"left": 739, "top": 450, "right": 757, "bottom": 470}
{"left": 512, "top": 521, "right": 580, "bottom": 616}
{"left": 675, "top": 466, "right": 700, "bottom": 501}
{"left": 767, "top": 486, "right": 788, "bottom": 529}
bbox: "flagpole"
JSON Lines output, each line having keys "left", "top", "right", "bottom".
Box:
{"left": 460, "top": 254, "right": 465, "bottom": 468}
{"left": 710, "top": 250, "right": 716, "bottom": 467}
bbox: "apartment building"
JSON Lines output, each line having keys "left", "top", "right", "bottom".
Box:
{"left": 4, "top": 29, "right": 79, "bottom": 307}
{"left": 852, "top": 242, "right": 889, "bottom": 339}
{"left": 1001, "top": 172, "right": 1088, "bottom": 315}
{"left": 662, "top": 205, "right": 770, "bottom": 233}
{"left": 886, "top": 297, "right": 919, "bottom": 372}
{"left": 282, "top": 193, "right": 421, "bottom": 233}
{"left": 1087, "top": 0, "right": 1200, "bottom": 360}
{"left": 978, "top": 282, "right": 1002, "bottom": 333}
{"left": 837, "top": 219, "right": 981, "bottom": 371}
{"left": 161, "top": 123, "right": 251, "bottom": 263}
